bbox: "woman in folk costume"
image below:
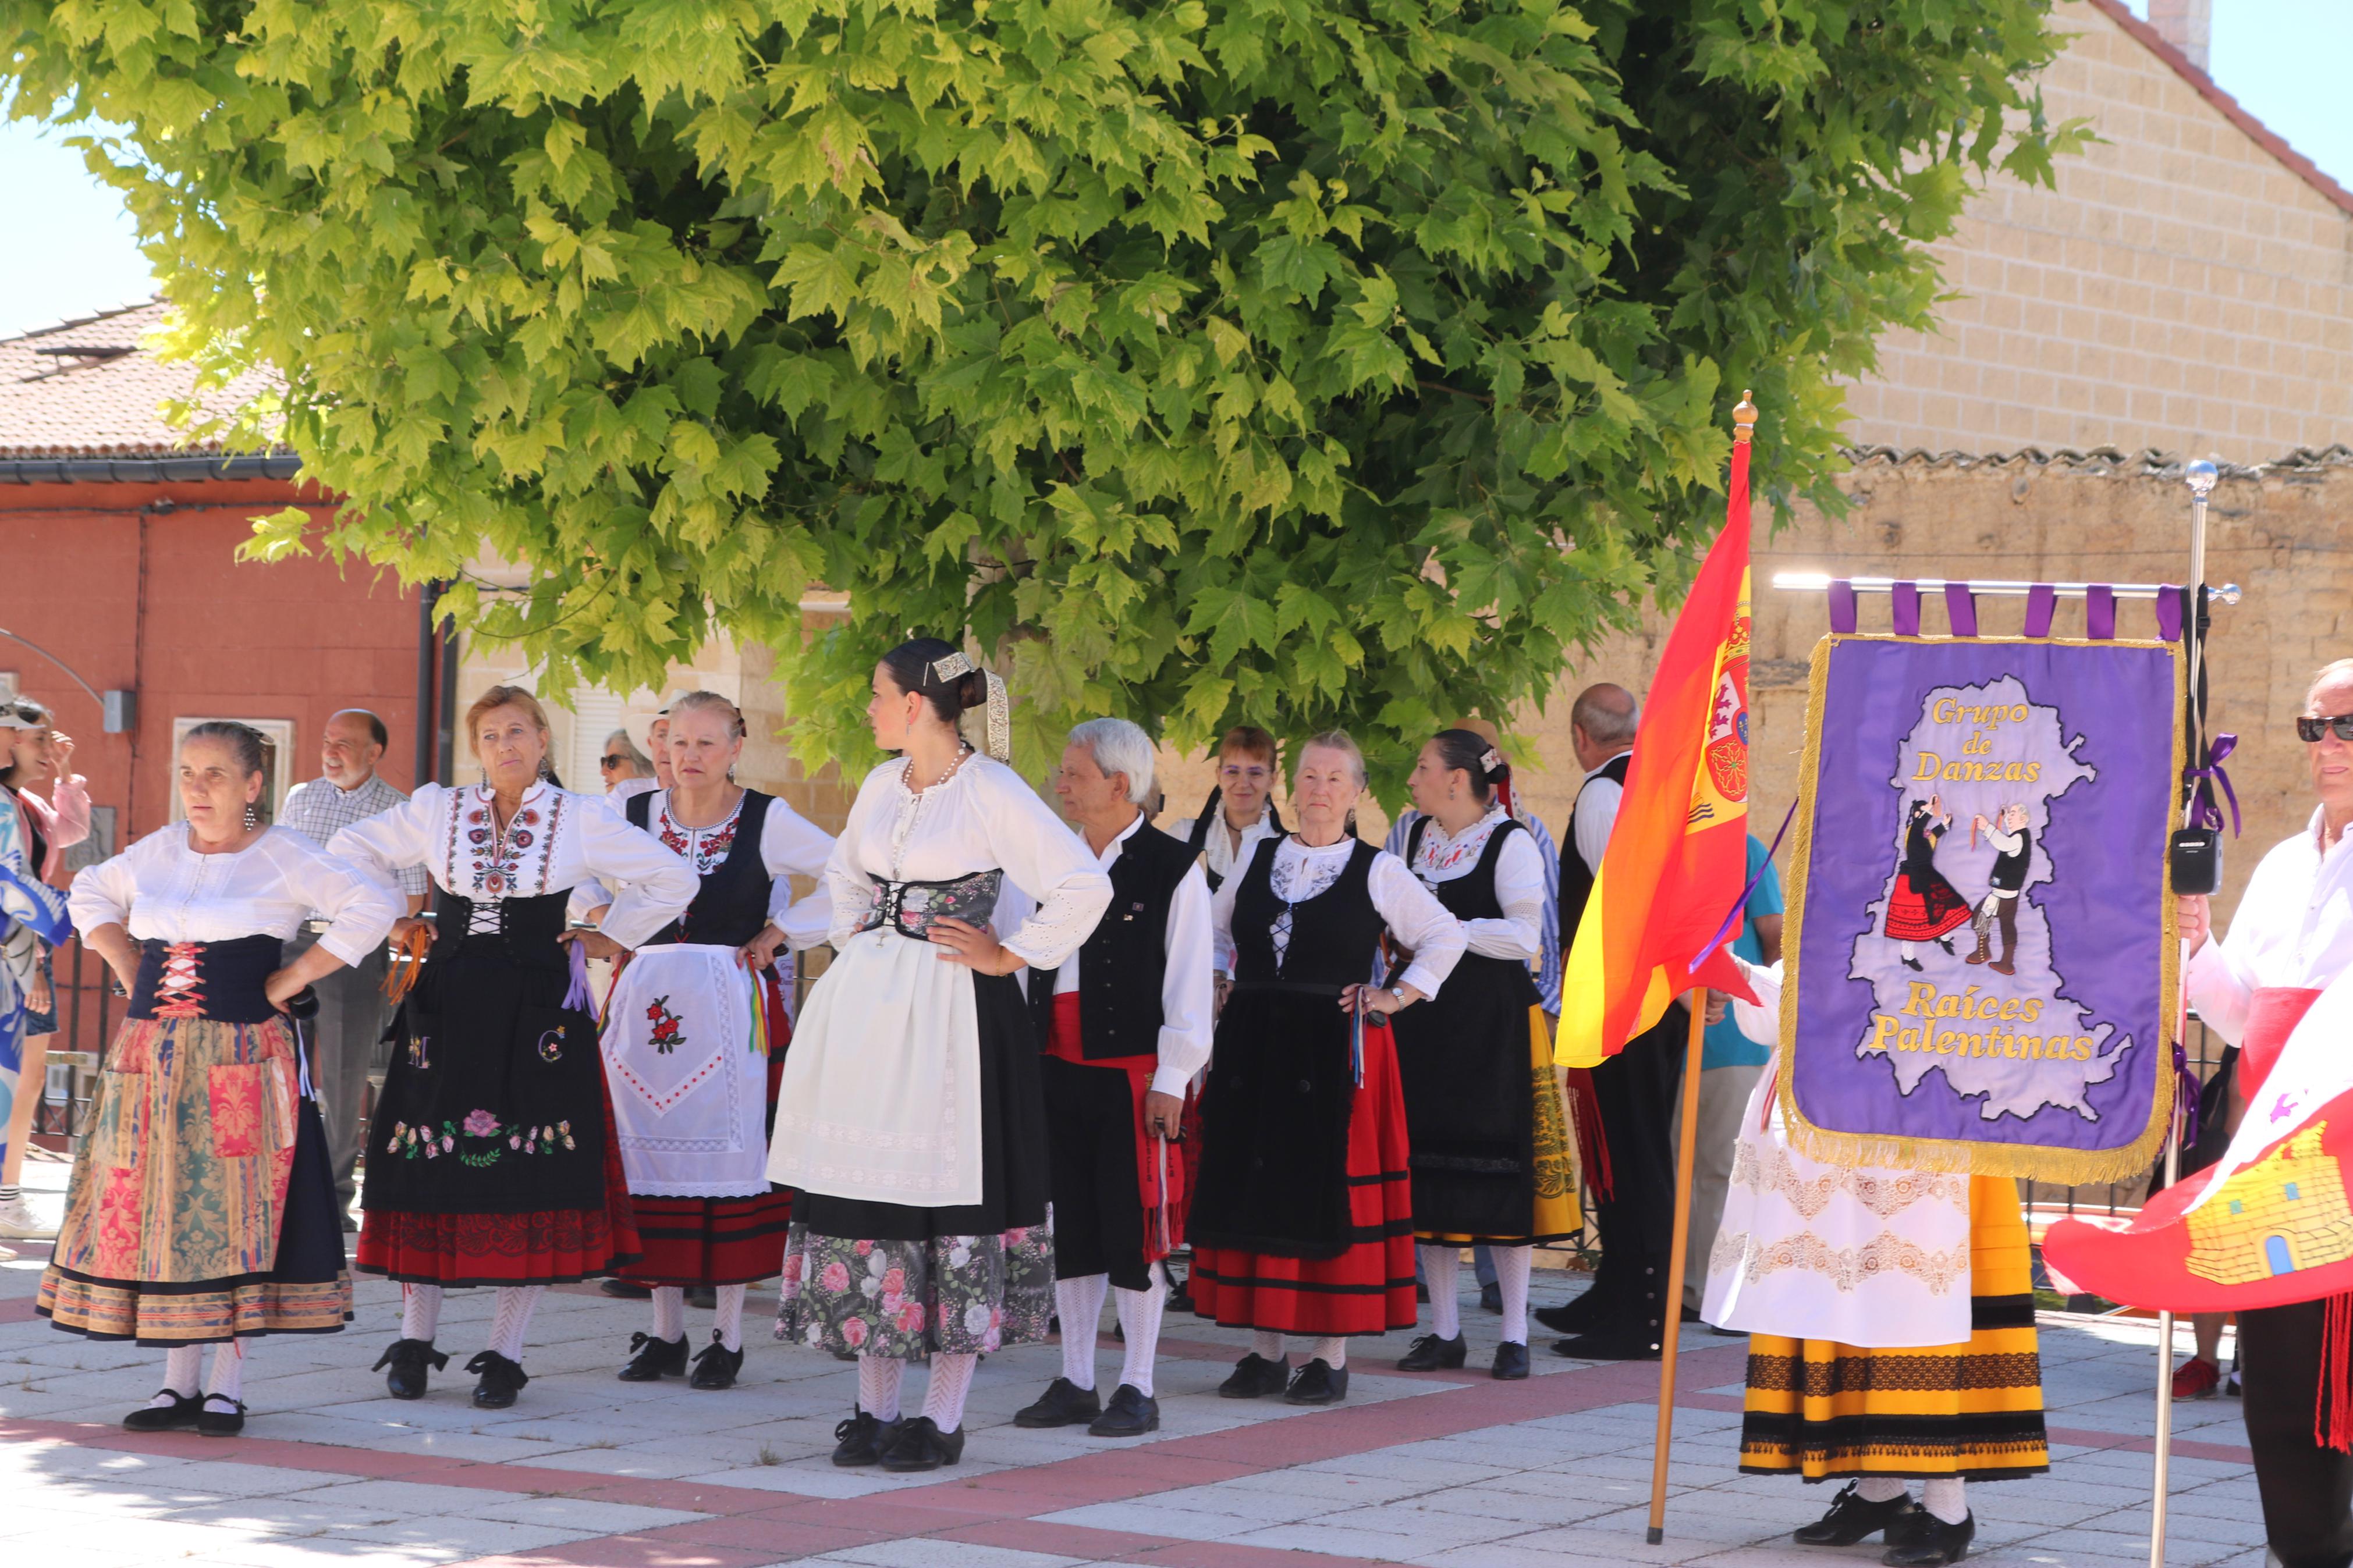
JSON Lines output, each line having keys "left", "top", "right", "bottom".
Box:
{"left": 331, "top": 687, "right": 698, "bottom": 1410}
{"left": 0, "top": 710, "right": 76, "bottom": 1265}
{"left": 770, "top": 639, "right": 1111, "bottom": 1474}
{"left": 1190, "top": 731, "right": 1467, "bottom": 1407}
{"left": 41, "top": 724, "right": 396, "bottom": 1436}
{"left": 575, "top": 691, "right": 833, "bottom": 1389}
{"left": 1389, "top": 729, "right": 1577, "bottom": 1382}
{"left": 1705, "top": 957, "right": 2047, "bottom": 1568}
{"left": 1884, "top": 797, "right": 1969, "bottom": 972}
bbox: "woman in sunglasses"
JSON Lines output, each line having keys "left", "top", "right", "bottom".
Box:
{"left": 598, "top": 728, "right": 658, "bottom": 802}
{"left": 2175, "top": 658, "right": 2353, "bottom": 1568}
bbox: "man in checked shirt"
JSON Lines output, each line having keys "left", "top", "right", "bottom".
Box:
{"left": 280, "top": 709, "right": 431, "bottom": 1229}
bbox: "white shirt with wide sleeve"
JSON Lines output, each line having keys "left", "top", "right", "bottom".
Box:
{"left": 329, "top": 781, "right": 697, "bottom": 950}
{"left": 70, "top": 824, "right": 399, "bottom": 967}
{"left": 1401, "top": 806, "right": 1546, "bottom": 963}
{"left": 1209, "top": 834, "right": 1467, "bottom": 1000}
{"left": 1570, "top": 749, "right": 1633, "bottom": 872}
{"left": 2187, "top": 809, "right": 2353, "bottom": 1046}
{"left": 1045, "top": 813, "right": 1216, "bottom": 1098}
{"left": 821, "top": 756, "right": 1111, "bottom": 968}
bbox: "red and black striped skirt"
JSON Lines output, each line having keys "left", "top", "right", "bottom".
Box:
{"left": 1190, "top": 1026, "right": 1418, "bottom": 1336}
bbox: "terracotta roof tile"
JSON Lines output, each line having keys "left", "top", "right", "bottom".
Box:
{"left": 0, "top": 300, "right": 286, "bottom": 459}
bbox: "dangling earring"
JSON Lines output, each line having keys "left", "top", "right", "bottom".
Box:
{"left": 243, "top": 801, "right": 260, "bottom": 831}
{"left": 1343, "top": 808, "right": 1359, "bottom": 838}
{"left": 537, "top": 756, "right": 554, "bottom": 781}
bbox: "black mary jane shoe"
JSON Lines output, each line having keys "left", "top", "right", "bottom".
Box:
{"left": 617, "top": 1331, "right": 689, "bottom": 1382}
{"left": 1492, "top": 1341, "right": 1531, "bottom": 1381}
{"left": 878, "top": 1414, "right": 966, "bottom": 1473}
{"left": 1397, "top": 1332, "right": 1468, "bottom": 1372}
{"left": 1793, "top": 1481, "right": 1923, "bottom": 1547}
{"left": 688, "top": 1334, "right": 744, "bottom": 1391}
{"left": 831, "top": 1409, "right": 901, "bottom": 1467}
{"left": 1283, "top": 1358, "right": 1350, "bottom": 1406}
{"left": 373, "top": 1338, "right": 448, "bottom": 1401}
{"left": 123, "top": 1390, "right": 204, "bottom": 1432}
{"left": 197, "top": 1396, "right": 247, "bottom": 1438}
{"left": 1088, "top": 1383, "right": 1160, "bottom": 1438}
{"left": 1882, "top": 1511, "right": 1974, "bottom": 1567}
{"left": 466, "top": 1350, "right": 530, "bottom": 1410}
{"left": 1216, "top": 1352, "right": 1291, "bottom": 1399}
{"left": 1014, "top": 1375, "right": 1102, "bottom": 1428}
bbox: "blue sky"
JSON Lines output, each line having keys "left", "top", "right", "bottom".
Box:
{"left": 1, "top": 2, "right": 2347, "bottom": 341}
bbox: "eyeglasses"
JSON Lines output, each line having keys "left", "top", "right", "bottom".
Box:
{"left": 2297, "top": 714, "right": 2353, "bottom": 744}
{"left": 598, "top": 754, "right": 630, "bottom": 771}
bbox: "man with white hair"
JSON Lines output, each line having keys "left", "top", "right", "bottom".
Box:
{"left": 1013, "top": 717, "right": 1215, "bottom": 1438}
{"left": 2177, "top": 656, "right": 2353, "bottom": 1568}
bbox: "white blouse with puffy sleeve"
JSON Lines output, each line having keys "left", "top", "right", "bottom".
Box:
{"left": 70, "top": 824, "right": 399, "bottom": 966}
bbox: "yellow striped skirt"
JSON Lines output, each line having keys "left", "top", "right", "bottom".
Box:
{"left": 1740, "top": 1175, "right": 2049, "bottom": 1481}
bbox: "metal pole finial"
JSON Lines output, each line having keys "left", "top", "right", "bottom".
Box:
{"left": 2184, "top": 457, "right": 2219, "bottom": 498}
{"left": 1733, "top": 390, "right": 1758, "bottom": 444}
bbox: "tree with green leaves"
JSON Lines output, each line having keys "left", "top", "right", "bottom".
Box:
{"left": 4, "top": 0, "right": 2084, "bottom": 786}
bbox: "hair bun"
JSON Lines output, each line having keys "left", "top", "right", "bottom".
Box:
{"left": 957, "top": 669, "right": 988, "bottom": 712}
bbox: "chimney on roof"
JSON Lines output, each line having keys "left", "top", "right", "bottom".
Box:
{"left": 2147, "top": 0, "right": 2212, "bottom": 72}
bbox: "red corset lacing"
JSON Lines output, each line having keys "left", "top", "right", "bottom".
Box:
{"left": 154, "top": 941, "right": 207, "bottom": 1018}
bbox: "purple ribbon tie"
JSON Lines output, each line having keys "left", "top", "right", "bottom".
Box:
{"left": 563, "top": 940, "right": 595, "bottom": 1011}
{"left": 2187, "top": 733, "right": 2242, "bottom": 837}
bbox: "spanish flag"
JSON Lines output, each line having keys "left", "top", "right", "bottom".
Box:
{"left": 1555, "top": 398, "right": 1758, "bottom": 1070}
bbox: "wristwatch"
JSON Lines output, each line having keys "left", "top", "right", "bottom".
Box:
{"left": 1388, "top": 986, "right": 1408, "bottom": 1008}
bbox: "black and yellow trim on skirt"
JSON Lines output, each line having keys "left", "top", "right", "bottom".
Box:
{"left": 1739, "top": 1175, "right": 2049, "bottom": 1481}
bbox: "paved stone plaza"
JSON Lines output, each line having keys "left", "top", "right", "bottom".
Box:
{"left": 0, "top": 1160, "right": 2267, "bottom": 1568}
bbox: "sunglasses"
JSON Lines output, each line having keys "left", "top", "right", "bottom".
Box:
{"left": 2297, "top": 714, "right": 2353, "bottom": 744}
{"left": 598, "top": 754, "right": 631, "bottom": 771}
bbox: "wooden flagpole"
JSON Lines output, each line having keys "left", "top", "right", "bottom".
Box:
{"left": 1645, "top": 989, "right": 1713, "bottom": 1543}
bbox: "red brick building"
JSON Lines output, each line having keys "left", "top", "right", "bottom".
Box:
{"left": 1, "top": 302, "right": 433, "bottom": 1057}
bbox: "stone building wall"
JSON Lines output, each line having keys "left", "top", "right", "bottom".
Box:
{"left": 1841, "top": 0, "right": 2353, "bottom": 461}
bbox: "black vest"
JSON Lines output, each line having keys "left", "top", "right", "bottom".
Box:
{"left": 1404, "top": 815, "right": 1542, "bottom": 1010}
{"left": 626, "top": 788, "right": 778, "bottom": 949}
{"left": 1557, "top": 752, "right": 1631, "bottom": 953}
{"left": 1989, "top": 827, "right": 2032, "bottom": 894}
{"left": 1027, "top": 819, "right": 1197, "bottom": 1062}
{"left": 1184, "top": 785, "right": 1284, "bottom": 892}
{"left": 1230, "top": 835, "right": 1386, "bottom": 988}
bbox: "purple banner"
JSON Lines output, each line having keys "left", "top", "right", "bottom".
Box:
{"left": 1783, "top": 636, "right": 2182, "bottom": 1181}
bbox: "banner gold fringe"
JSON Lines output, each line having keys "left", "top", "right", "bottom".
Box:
{"left": 1774, "top": 630, "right": 2186, "bottom": 1186}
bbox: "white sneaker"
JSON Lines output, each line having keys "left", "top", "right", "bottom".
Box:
{"left": 0, "top": 1196, "right": 56, "bottom": 1239}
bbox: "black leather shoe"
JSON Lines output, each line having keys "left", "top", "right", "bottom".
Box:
{"left": 1492, "top": 1341, "right": 1531, "bottom": 1380}
{"left": 599, "top": 1277, "right": 653, "bottom": 1299}
{"left": 1014, "top": 1375, "right": 1102, "bottom": 1428}
{"left": 197, "top": 1396, "right": 247, "bottom": 1437}
{"left": 618, "top": 1331, "right": 688, "bottom": 1382}
{"left": 1479, "top": 1281, "right": 1503, "bottom": 1314}
{"left": 123, "top": 1390, "right": 203, "bottom": 1431}
{"left": 688, "top": 1333, "right": 743, "bottom": 1390}
{"left": 372, "top": 1338, "right": 447, "bottom": 1401}
{"left": 1883, "top": 1511, "right": 1973, "bottom": 1566}
{"left": 878, "top": 1414, "right": 966, "bottom": 1472}
{"left": 685, "top": 1285, "right": 718, "bottom": 1310}
{"left": 1793, "top": 1481, "right": 1922, "bottom": 1546}
{"left": 1217, "top": 1352, "right": 1290, "bottom": 1399}
{"left": 1283, "top": 1358, "right": 1350, "bottom": 1405}
{"left": 1167, "top": 1276, "right": 1194, "bottom": 1314}
{"left": 1397, "top": 1332, "right": 1468, "bottom": 1371}
{"left": 1415, "top": 1280, "right": 1431, "bottom": 1303}
{"left": 1088, "top": 1383, "right": 1160, "bottom": 1437}
{"left": 1533, "top": 1293, "right": 1606, "bottom": 1336}
{"left": 831, "top": 1409, "right": 900, "bottom": 1467}
{"left": 466, "top": 1350, "right": 529, "bottom": 1409}
{"left": 1549, "top": 1332, "right": 1662, "bottom": 1361}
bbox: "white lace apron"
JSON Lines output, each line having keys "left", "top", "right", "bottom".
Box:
{"left": 601, "top": 944, "right": 768, "bottom": 1197}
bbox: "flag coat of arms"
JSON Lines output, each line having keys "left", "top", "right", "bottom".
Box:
{"left": 1555, "top": 414, "right": 1755, "bottom": 1070}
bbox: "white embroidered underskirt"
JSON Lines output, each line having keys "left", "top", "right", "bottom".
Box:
{"left": 1702, "top": 1065, "right": 1974, "bottom": 1348}
{"left": 602, "top": 944, "right": 767, "bottom": 1197}
{"left": 766, "top": 926, "right": 981, "bottom": 1208}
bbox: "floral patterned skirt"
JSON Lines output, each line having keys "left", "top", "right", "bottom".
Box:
{"left": 778, "top": 972, "right": 1053, "bottom": 1359}
{"left": 40, "top": 1015, "right": 351, "bottom": 1344}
